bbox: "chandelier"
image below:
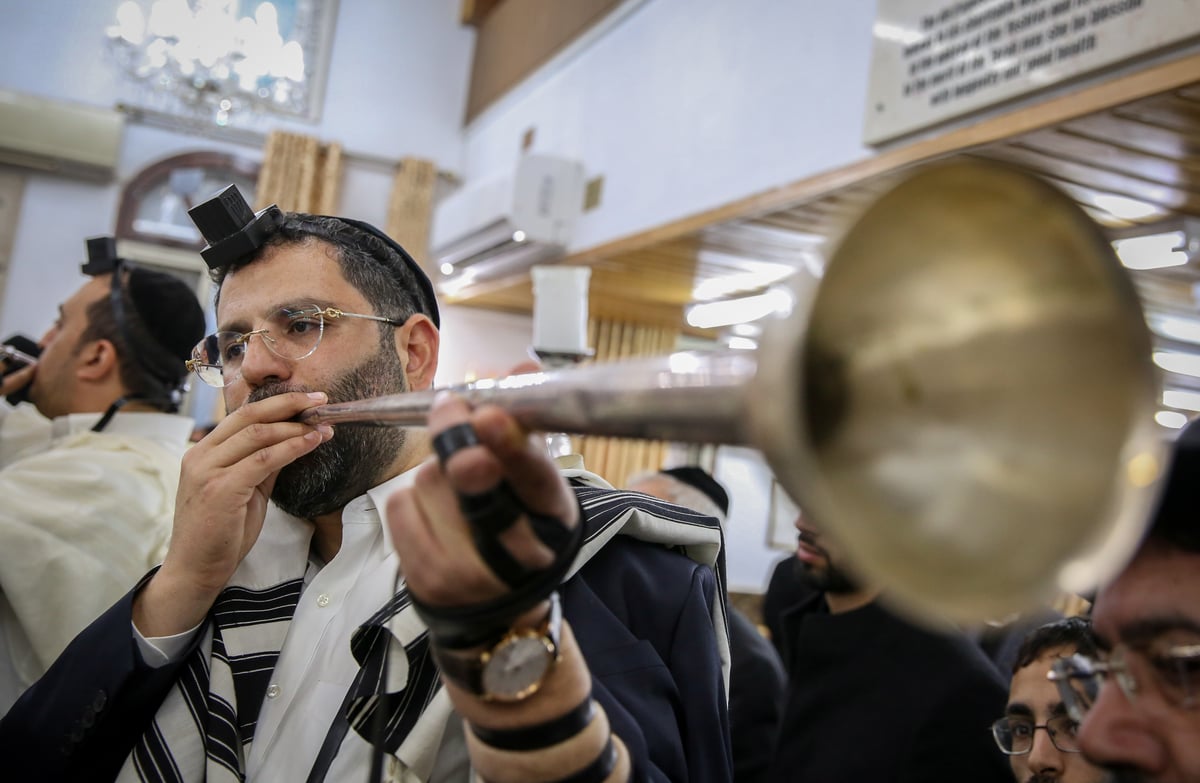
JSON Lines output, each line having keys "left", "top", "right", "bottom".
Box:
{"left": 106, "top": 0, "right": 311, "bottom": 125}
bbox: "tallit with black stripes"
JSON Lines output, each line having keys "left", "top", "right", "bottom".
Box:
{"left": 116, "top": 470, "right": 727, "bottom": 782}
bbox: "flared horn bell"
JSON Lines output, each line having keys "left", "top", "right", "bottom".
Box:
{"left": 753, "top": 158, "right": 1163, "bottom": 622}
{"left": 305, "top": 158, "right": 1165, "bottom": 624}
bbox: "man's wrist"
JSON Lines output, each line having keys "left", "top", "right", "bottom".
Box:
{"left": 132, "top": 566, "right": 219, "bottom": 639}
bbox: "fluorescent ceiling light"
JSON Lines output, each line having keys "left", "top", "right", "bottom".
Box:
{"left": 1163, "top": 389, "right": 1200, "bottom": 412}
{"left": 1113, "top": 231, "right": 1188, "bottom": 270}
{"left": 693, "top": 264, "right": 796, "bottom": 301}
{"left": 730, "top": 322, "right": 762, "bottom": 338}
{"left": 726, "top": 336, "right": 757, "bottom": 351}
{"left": 1149, "top": 315, "right": 1200, "bottom": 345}
{"left": 1156, "top": 410, "right": 1189, "bottom": 429}
{"left": 686, "top": 287, "right": 794, "bottom": 329}
{"left": 1093, "top": 194, "right": 1163, "bottom": 221}
{"left": 686, "top": 289, "right": 793, "bottom": 330}
{"left": 1153, "top": 351, "right": 1200, "bottom": 378}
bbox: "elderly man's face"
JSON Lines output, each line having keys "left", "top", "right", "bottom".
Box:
{"left": 1077, "top": 544, "right": 1200, "bottom": 782}
{"left": 1005, "top": 646, "right": 1109, "bottom": 783}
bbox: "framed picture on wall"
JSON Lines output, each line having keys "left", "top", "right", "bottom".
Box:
{"left": 767, "top": 479, "right": 800, "bottom": 551}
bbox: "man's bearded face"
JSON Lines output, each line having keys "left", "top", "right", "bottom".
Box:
{"left": 250, "top": 340, "right": 408, "bottom": 519}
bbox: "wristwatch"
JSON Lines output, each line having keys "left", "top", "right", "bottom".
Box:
{"left": 433, "top": 592, "right": 563, "bottom": 702}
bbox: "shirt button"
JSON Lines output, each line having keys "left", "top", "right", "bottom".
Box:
{"left": 266, "top": 684, "right": 281, "bottom": 699}
{"left": 317, "top": 593, "right": 331, "bottom": 607}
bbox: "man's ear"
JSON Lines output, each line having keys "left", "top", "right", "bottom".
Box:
{"left": 397, "top": 314, "right": 439, "bottom": 391}
{"left": 75, "top": 338, "right": 119, "bottom": 382}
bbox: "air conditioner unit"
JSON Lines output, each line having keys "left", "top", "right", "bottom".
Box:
{"left": 0, "top": 90, "right": 124, "bottom": 182}
{"left": 430, "top": 155, "right": 586, "bottom": 294}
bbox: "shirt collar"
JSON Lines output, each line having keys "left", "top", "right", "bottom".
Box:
{"left": 50, "top": 410, "right": 194, "bottom": 444}
{"left": 355, "top": 462, "right": 423, "bottom": 552}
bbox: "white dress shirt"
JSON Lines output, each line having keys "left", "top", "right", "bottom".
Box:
{"left": 142, "top": 469, "right": 468, "bottom": 782}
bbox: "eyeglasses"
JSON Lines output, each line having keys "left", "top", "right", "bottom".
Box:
{"left": 186, "top": 303, "right": 402, "bottom": 387}
{"left": 991, "top": 714, "right": 1082, "bottom": 755}
{"left": 1049, "top": 643, "right": 1200, "bottom": 723}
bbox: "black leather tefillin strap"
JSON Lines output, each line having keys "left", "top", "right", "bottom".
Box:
{"left": 410, "top": 488, "right": 585, "bottom": 651}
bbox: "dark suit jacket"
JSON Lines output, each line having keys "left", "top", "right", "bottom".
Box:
{"left": 725, "top": 608, "right": 785, "bottom": 783}
{"left": 0, "top": 536, "right": 731, "bottom": 783}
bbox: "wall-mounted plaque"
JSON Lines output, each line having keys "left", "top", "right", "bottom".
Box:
{"left": 864, "top": 0, "right": 1200, "bottom": 145}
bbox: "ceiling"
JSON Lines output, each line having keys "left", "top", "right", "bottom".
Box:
{"left": 442, "top": 65, "right": 1200, "bottom": 416}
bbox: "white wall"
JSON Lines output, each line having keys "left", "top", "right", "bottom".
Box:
{"left": 458, "top": 0, "right": 880, "bottom": 592}
{"left": 714, "top": 446, "right": 794, "bottom": 594}
{"left": 0, "top": 0, "right": 475, "bottom": 338}
{"left": 436, "top": 305, "right": 534, "bottom": 387}
{"left": 463, "top": 0, "right": 881, "bottom": 252}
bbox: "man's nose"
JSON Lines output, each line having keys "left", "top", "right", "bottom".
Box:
{"left": 1026, "top": 727, "right": 1064, "bottom": 775}
{"left": 236, "top": 333, "right": 292, "bottom": 388}
{"left": 1077, "top": 681, "right": 1165, "bottom": 775}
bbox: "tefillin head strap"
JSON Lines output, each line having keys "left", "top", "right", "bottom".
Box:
{"left": 187, "top": 185, "right": 440, "bottom": 328}
{"left": 81, "top": 237, "right": 185, "bottom": 431}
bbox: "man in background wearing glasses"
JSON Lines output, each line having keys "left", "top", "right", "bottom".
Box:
{"left": 0, "top": 238, "right": 205, "bottom": 713}
{"left": 1051, "top": 418, "right": 1200, "bottom": 783}
{"left": 992, "top": 617, "right": 1109, "bottom": 783}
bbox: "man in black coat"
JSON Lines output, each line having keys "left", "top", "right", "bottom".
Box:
{"left": 765, "top": 513, "right": 1012, "bottom": 783}
{"left": 627, "top": 467, "right": 786, "bottom": 783}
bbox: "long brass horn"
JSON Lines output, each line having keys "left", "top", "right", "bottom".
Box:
{"left": 303, "top": 159, "right": 1164, "bottom": 624}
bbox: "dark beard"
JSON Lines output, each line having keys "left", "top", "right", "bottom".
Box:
{"left": 249, "top": 346, "right": 408, "bottom": 519}
{"left": 794, "top": 554, "right": 860, "bottom": 595}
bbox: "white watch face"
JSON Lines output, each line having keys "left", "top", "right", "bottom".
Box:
{"left": 481, "top": 635, "right": 554, "bottom": 700}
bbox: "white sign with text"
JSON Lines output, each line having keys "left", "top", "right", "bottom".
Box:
{"left": 864, "top": 0, "right": 1200, "bottom": 144}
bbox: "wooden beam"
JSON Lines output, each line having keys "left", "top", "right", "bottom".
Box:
{"left": 461, "top": 0, "right": 504, "bottom": 27}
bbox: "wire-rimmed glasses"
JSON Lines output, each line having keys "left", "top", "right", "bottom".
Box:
{"left": 186, "top": 303, "right": 402, "bottom": 387}
{"left": 991, "top": 714, "right": 1082, "bottom": 755}
{"left": 1049, "top": 643, "right": 1200, "bottom": 723}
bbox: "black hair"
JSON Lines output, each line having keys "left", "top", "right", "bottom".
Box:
{"left": 209, "top": 214, "right": 438, "bottom": 336}
{"left": 1011, "top": 616, "right": 1098, "bottom": 676}
{"left": 80, "top": 266, "right": 205, "bottom": 410}
{"left": 1143, "top": 418, "right": 1200, "bottom": 553}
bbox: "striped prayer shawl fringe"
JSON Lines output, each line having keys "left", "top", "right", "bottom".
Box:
{"left": 121, "top": 579, "right": 304, "bottom": 783}
{"left": 343, "top": 589, "right": 443, "bottom": 754}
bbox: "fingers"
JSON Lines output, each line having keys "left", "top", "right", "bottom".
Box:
{"left": 389, "top": 392, "right": 579, "bottom": 606}
{"left": 198, "top": 392, "right": 333, "bottom": 474}
{"left": 391, "top": 470, "right": 511, "bottom": 606}
{"left": 0, "top": 362, "right": 35, "bottom": 397}
{"left": 429, "top": 393, "right": 577, "bottom": 525}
